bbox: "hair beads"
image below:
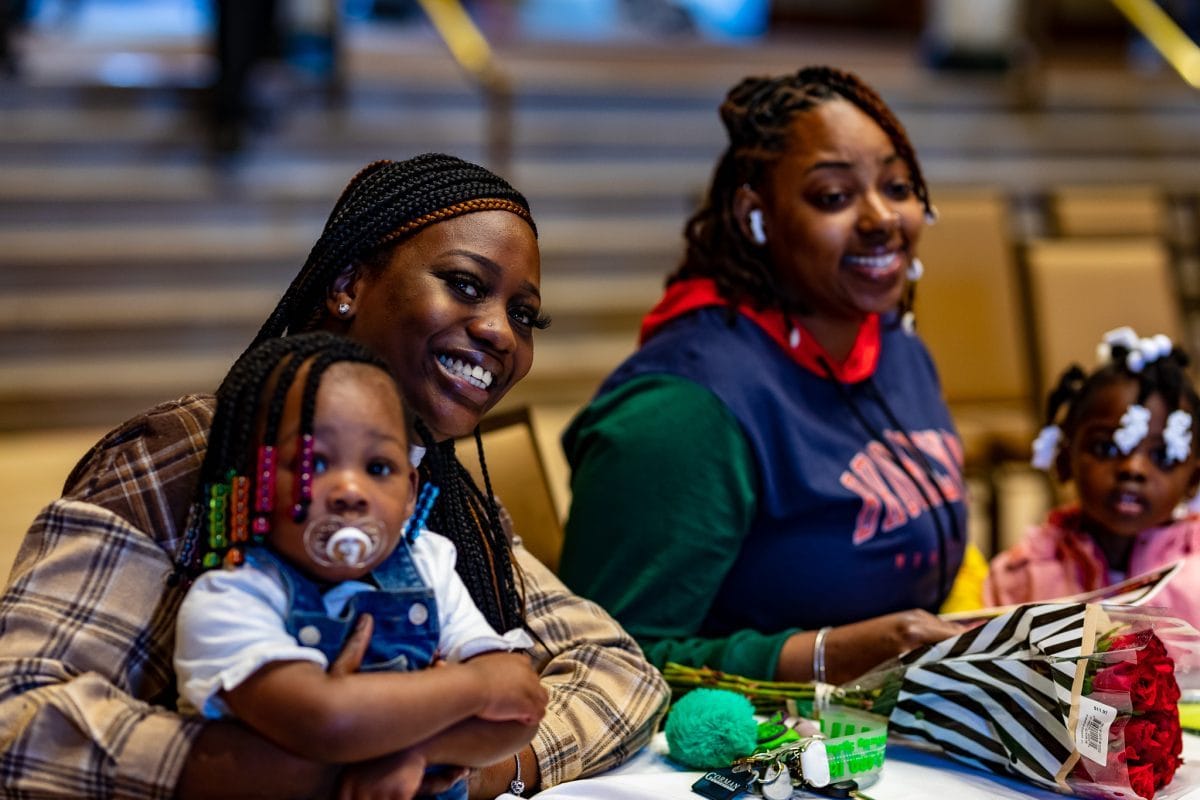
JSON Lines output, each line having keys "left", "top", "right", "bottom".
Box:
{"left": 293, "top": 433, "right": 315, "bottom": 523}
{"left": 252, "top": 444, "right": 276, "bottom": 535}
{"left": 203, "top": 478, "right": 230, "bottom": 569}
{"left": 174, "top": 332, "right": 391, "bottom": 582}
{"left": 404, "top": 483, "right": 440, "bottom": 543}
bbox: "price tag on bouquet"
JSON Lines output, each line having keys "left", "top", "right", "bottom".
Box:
{"left": 1074, "top": 696, "right": 1118, "bottom": 765}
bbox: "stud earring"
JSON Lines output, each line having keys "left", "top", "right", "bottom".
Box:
{"left": 907, "top": 258, "right": 924, "bottom": 282}
{"left": 748, "top": 209, "right": 767, "bottom": 245}
{"left": 337, "top": 302, "right": 351, "bottom": 317}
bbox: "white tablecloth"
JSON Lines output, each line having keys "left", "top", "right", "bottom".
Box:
{"left": 529, "top": 732, "right": 1200, "bottom": 799}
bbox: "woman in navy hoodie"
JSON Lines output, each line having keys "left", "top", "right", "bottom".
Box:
{"left": 560, "top": 66, "right": 969, "bottom": 686}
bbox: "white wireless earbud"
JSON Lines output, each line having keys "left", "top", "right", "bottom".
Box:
{"left": 907, "top": 257, "right": 925, "bottom": 282}
{"left": 748, "top": 209, "right": 767, "bottom": 245}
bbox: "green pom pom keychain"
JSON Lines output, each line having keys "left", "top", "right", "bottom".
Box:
{"left": 665, "top": 688, "right": 840, "bottom": 798}
{"left": 665, "top": 688, "right": 760, "bottom": 770}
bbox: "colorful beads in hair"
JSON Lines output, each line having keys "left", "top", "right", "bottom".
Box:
{"left": 293, "top": 433, "right": 315, "bottom": 523}
{"left": 172, "top": 331, "right": 392, "bottom": 582}
{"left": 231, "top": 475, "right": 250, "bottom": 547}
{"left": 404, "top": 482, "right": 440, "bottom": 543}
{"left": 252, "top": 444, "right": 276, "bottom": 535}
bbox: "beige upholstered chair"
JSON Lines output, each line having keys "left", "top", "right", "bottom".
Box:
{"left": 1049, "top": 185, "right": 1168, "bottom": 238}
{"left": 0, "top": 428, "right": 104, "bottom": 587}
{"left": 915, "top": 188, "right": 1035, "bottom": 469}
{"left": 1023, "top": 236, "right": 1183, "bottom": 402}
{"left": 455, "top": 407, "right": 565, "bottom": 573}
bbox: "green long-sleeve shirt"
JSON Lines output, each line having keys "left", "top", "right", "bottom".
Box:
{"left": 559, "top": 375, "right": 799, "bottom": 679}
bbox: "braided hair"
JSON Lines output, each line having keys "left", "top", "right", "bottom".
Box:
{"left": 673, "top": 66, "right": 932, "bottom": 320}
{"left": 173, "top": 331, "right": 392, "bottom": 581}
{"left": 249, "top": 153, "right": 536, "bottom": 345}
{"left": 1044, "top": 338, "right": 1200, "bottom": 476}
{"left": 237, "top": 154, "right": 534, "bottom": 633}
{"left": 415, "top": 426, "right": 524, "bottom": 632}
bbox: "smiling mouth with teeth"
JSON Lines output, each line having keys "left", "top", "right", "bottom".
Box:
{"left": 844, "top": 253, "right": 900, "bottom": 271}
{"left": 437, "top": 354, "right": 494, "bottom": 390}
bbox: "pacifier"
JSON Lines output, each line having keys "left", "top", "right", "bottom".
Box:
{"left": 303, "top": 515, "right": 388, "bottom": 569}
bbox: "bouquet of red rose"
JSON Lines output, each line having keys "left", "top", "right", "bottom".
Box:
{"left": 853, "top": 602, "right": 1198, "bottom": 799}
{"left": 1065, "top": 618, "right": 1185, "bottom": 798}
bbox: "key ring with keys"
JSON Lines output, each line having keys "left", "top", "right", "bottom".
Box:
{"left": 731, "top": 735, "right": 832, "bottom": 799}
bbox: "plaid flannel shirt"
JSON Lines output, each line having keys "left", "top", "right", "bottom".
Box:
{"left": 0, "top": 395, "right": 667, "bottom": 797}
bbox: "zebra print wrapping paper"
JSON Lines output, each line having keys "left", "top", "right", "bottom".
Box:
{"left": 864, "top": 603, "right": 1199, "bottom": 799}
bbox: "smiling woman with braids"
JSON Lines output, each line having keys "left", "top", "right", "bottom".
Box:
{"left": 559, "top": 67, "right": 974, "bottom": 687}
{"left": 0, "top": 154, "right": 667, "bottom": 799}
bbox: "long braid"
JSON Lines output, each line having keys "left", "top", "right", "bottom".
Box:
{"left": 674, "top": 66, "right": 932, "bottom": 320}
{"left": 172, "top": 341, "right": 292, "bottom": 579}
{"left": 172, "top": 332, "right": 390, "bottom": 582}
{"left": 415, "top": 422, "right": 524, "bottom": 632}
{"left": 472, "top": 427, "right": 531, "bottom": 615}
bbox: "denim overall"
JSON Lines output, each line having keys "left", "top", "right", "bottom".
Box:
{"left": 249, "top": 540, "right": 468, "bottom": 800}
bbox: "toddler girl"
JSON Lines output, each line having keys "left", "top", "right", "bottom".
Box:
{"left": 986, "top": 327, "right": 1200, "bottom": 628}
{"left": 172, "top": 331, "right": 545, "bottom": 798}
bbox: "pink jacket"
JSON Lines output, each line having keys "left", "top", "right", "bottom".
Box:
{"left": 985, "top": 506, "right": 1200, "bottom": 630}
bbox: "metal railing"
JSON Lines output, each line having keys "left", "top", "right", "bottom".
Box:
{"left": 1110, "top": 0, "right": 1200, "bottom": 88}
{"left": 414, "top": 0, "right": 512, "bottom": 174}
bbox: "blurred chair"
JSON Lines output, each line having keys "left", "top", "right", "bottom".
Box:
{"left": 0, "top": 427, "right": 104, "bottom": 588}
{"left": 455, "top": 406, "right": 565, "bottom": 573}
{"left": 1023, "top": 236, "right": 1184, "bottom": 402}
{"left": 916, "top": 188, "right": 1035, "bottom": 558}
{"left": 916, "top": 187, "right": 1034, "bottom": 472}
{"left": 1048, "top": 184, "right": 1168, "bottom": 238}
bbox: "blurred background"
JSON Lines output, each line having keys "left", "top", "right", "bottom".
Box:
{"left": 2, "top": 0, "right": 1200, "bottom": 581}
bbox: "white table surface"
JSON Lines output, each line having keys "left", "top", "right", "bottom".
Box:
{"left": 530, "top": 732, "right": 1200, "bottom": 799}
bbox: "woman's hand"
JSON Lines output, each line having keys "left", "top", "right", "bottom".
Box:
{"left": 467, "top": 745, "right": 539, "bottom": 799}
{"left": 337, "top": 749, "right": 469, "bottom": 800}
{"left": 463, "top": 651, "right": 548, "bottom": 724}
{"left": 337, "top": 749, "right": 427, "bottom": 800}
{"left": 778, "top": 610, "right": 962, "bottom": 685}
